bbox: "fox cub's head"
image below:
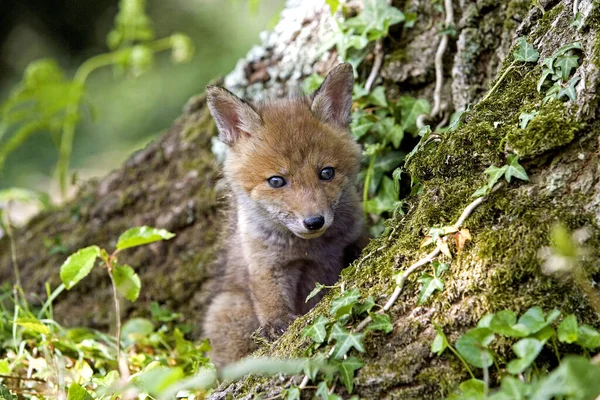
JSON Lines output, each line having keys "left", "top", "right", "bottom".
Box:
{"left": 206, "top": 63, "right": 361, "bottom": 239}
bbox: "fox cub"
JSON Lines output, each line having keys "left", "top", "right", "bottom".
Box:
{"left": 203, "top": 63, "right": 365, "bottom": 366}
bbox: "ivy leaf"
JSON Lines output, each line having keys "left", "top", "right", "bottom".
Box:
{"left": 495, "top": 376, "right": 531, "bottom": 399}
{"left": 554, "top": 54, "right": 579, "bottom": 81}
{"left": 472, "top": 184, "right": 490, "bottom": 198}
{"left": 329, "top": 323, "right": 365, "bottom": 359}
{"left": 302, "top": 315, "right": 330, "bottom": 344}
{"left": 506, "top": 338, "right": 544, "bottom": 374}
{"left": 344, "top": 0, "right": 405, "bottom": 40}
{"left": 558, "top": 314, "right": 578, "bottom": 343}
{"left": 112, "top": 264, "right": 141, "bottom": 302}
{"left": 306, "top": 283, "right": 326, "bottom": 303}
{"left": 456, "top": 327, "right": 495, "bottom": 368}
{"left": 60, "top": 246, "right": 100, "bottom": 290}
{"left": 365, "top": 313, "right": 393, "bottom": 334}
{"left": 504, "top": 154, "right": 529, "bottom": 182}
{"left": 329, "top": 288, "right": 360, "bottom": 318}
{"left": 417, "top": 272, "right": 444, "bottom": 305}
{"left": 398, "top": 96, "right": 431, "bottom": 135}
{"left": 431, "top": 323, "right": 449, "bottom": 356}
{"left": 304, "top": 353, "right": 327, "bottom": 381}
{"left": 66, "top": 383, "right": 92, "bottom": 400}
{"left": 513, "top": 37, "right": 539, "bottom": 62}
{"left": 336, "top": 357, "right": 364, "bottom": 394}
{"left": 368, "top": 86, "right": 388, "bottom": 107}
{"left": 557, "top": 75, "right": 581, "bottom": 102}
{"left": 354, "top": 296, "right": 376, "bottom": 316}
{"left": 316, "top": 381, "right": 330, "bottom": 399}
{"left": 281, "top": 386, "right": 300, "bottom": 400}
{"left": 116, "top": 226, "right": 175, "bottom": 250}
{"left": 518, "top": 110, "right": 538, "bottom": 129}
{"left": 483, "top": 164, "right": 507, "bottom": 188}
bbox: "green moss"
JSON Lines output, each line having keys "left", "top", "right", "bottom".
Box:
{"left": 530, "top": 3, "right": 565, "bottom": 41}
{"left": 505, "top": 101, "right": 582, "bottom": 157}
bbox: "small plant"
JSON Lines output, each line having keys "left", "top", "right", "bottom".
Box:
{"left": 0, "top": 0, "right": 194, "bottom": 197}
{"left": 538, "top": 42, "right": 582, "bottom": 104}
{"left": 433, "top": 307, "right": 600, "bottom": 399}
{"left": 472, "top": 154, "right": 529, "bottom": 198}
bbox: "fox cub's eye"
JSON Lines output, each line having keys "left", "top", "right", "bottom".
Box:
{"left": 319, "top": 167, "right": 335, "bottom": 181}
{"left": 267, "top": 176, "right": 286, "bottom": 188}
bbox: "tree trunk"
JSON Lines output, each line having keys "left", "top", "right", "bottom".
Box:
{"left": 1, "top": 0, "right": 600, "bottom": 398}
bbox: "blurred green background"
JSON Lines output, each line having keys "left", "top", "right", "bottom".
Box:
{"left": 0, "top": 0, "right": 284, "bottom": 194}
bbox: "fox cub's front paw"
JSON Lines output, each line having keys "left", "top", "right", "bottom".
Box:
{"left": 260, "top": 314, "right": 298, "bottom": 341}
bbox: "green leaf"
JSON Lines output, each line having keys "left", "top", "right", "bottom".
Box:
{"left": 417, "top": 273, "right": 444, "bottom": 305}
{"left": 329, "top": 288, "right": 360, "bottom": 318}
{"left": 557, "top": 75, "right": 580, "bottom": 102}
{"left": 518, "top": 110, "right": 538, "bottom": 129}
{"left": 0, "top": 360, "right": 9, "bottom": 374}
{"left": 302, "top": 315, "right": 330, "bottom": 344}
{"left": 431, "top": 323, "right": 449, "bottom": 356}
{"left": 506, "top": 338, "right": 544, "bottom": 374}
{"left": 344, "top": 0, "right": 405, "bottom": 40}
{"left": 121, "top": 318, "right": 154, "bottom": 345}
{"left": 368, "top": 86, "right": 388, "bottom": 107}
{"left": 504, "top": 154, "right": 529, "bottom": 182}
{"left": 558, "top": 314, "right": 578, "bottom": 343}
{"left": 303, "top": 353, "right": 327, "bottom": 381}
{"left": 354, "top": 296, "right": 376, "bottom": 316}
{"left": 329, "top": 323, "right": 365, "bottom": 359}
{"left": 364, "top": 176, "right": 398, "bottom": 215}
{"left": 457, "top": 379, "right": 486, "bottom": 396}
{"left": 456, "top": 327, "right": 495, "bottom": 368}
{"left": 336, "top": 356, "right": 364, "bottom": 394}
{"left": 325, "top": 0, "right": 340, "bottom": 14}
{"left": 112, "top": 264, "right": 141, "bottom": 302}
{"left": 316, "top": 381, "right": 329, "bottom": 399}
{"left": 0, "top": 384, "right": 15, "bottom": 400}
{"left": 472, "top": 185, "right": 490, "bottom": 198}
{"left": 282, "top": 386, "right": 300, "bottom": 400}
{"left": 494, "top": 376, "right": 531, "bottom": 400}
{"left": 116, "top": 226, "right": 175, "bottom": 250}
{"left": 517, "top": 306, "right": 559, "bottom": 334}
{"left": 513, "top": 37, "right": 539, "bottom": 62}
{"left": 137, "top": 366, "right": 184, "bottom": 396}
{"left": 576, "top": 324, "right": 600, "bottom": 350}
{"left": 554, "top": 54, "right": 579, "bottom": 81}
{"left": 398, "top": 96, "right": 431, "bottom": 135}
{"left": 365, "top": 313, "right": 393, "bottom": 334}
{"left": 483, "top": 164, "right": 507, "bottom": 189}
{"left": 60, "top": 246, "right": 100, "bottom": 290}
{"left": 532, "top": 356, "right": 600, "bottom": 399}
{"left": 490, "top": 310, "right": 528, "bottom": 337}
{"left": 66, "top": 383, "right": 92, "bottom": 400}
{"left": 303, "top": 73, "right": 325, "bottom": 95}
{"left": 15, "top": 317, "right": 50, "bottom": 335}
{"left": 306, "top": 283, "right": 326, "bottom": 303}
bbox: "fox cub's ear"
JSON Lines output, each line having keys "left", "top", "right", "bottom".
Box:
{"left": 311, "top": 63, "right": 354, "bottom": 128}
{"left": 206, "top": 86, "right": 262, "bottom": 145}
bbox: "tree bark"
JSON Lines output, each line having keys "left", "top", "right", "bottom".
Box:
{"left": 1, "top": 0, "right": 600, "bottom": 398}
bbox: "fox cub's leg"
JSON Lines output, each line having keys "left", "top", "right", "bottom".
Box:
{"left": 248, "top": 262, "right": 299, "bottom": 340}
{"left": 203, "top": 291, "right": 259, "bottom": 367}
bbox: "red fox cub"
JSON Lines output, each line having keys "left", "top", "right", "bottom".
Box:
{"left": 203, "top": 63, "right": 365, "bottom": 366}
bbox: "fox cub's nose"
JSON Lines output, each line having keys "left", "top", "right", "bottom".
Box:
{"left": 303, "top": 215, "right": 325, "bottom": 231}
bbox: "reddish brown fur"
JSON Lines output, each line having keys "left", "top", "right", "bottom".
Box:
{"left": 203, "top": 64, "right": 365, "bottom": 367}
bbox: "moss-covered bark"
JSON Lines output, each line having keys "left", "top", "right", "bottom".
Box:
{"left": 1, "top": 0, "right": 599, "bottom": 398}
